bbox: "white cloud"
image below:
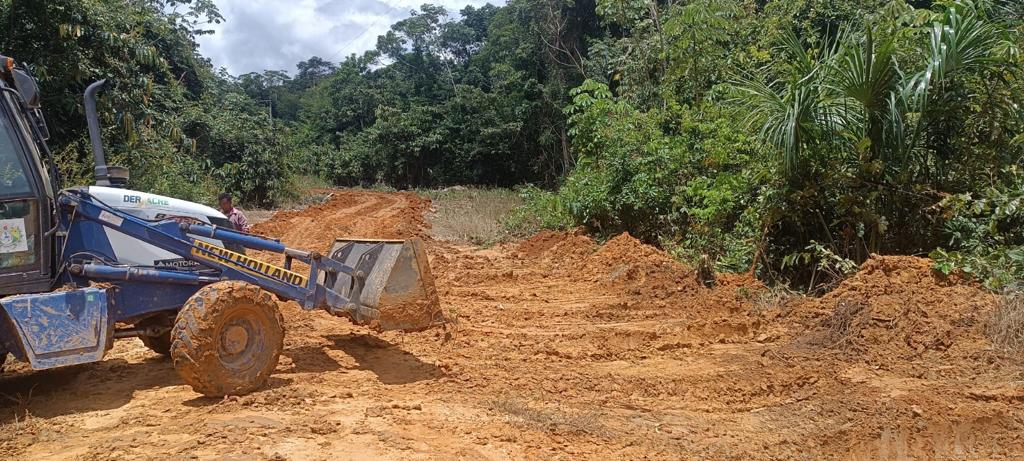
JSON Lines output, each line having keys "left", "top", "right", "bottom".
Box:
{"left": 197, "top": 0, "right": 503, "bottom": 75}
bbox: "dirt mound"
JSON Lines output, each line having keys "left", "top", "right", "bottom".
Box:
{"left": 514, "top": 229, "right": 595, "bottom": 261}
{"left": 585, "top": 233, "right": 691, "bottom": 284}
{"left": 515, "top": 231, "right": 695, "bottom": 284}
{"left": 514, "top": 231, "right": 707, "bottom": 293}
{"left": 252, "top": 190, "right": 431, "bottom": 253}
{"left": 794, "top": 255, "right": 998, "bottom": 361}
{"left": 588, "top": 232, "right": 679, "bottom": 268}
{"left": 582, "top": 233, "right": 762, "bottom": 318}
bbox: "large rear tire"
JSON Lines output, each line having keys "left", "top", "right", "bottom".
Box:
{"left": 170, "top": 281, "right": 284, "bottom": 396}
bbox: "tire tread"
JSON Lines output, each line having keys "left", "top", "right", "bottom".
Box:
{"left": 170, "top": 281, "right": 284, "bottom": 396}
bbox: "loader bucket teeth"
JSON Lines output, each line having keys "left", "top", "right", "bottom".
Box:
{"left": 326, "top": 238, "right": 442, "bottom": 331}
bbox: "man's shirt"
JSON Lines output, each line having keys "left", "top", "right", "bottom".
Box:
{"left": 226, "top": 207, "right": 251, "bottom": 233}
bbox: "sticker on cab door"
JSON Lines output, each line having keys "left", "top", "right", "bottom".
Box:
{"left": 0, "top": 218, "right": 28, "bottom": 253}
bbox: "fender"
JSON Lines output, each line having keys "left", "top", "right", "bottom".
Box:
{"left": 0, "top": 286, "right": 112, "bottom": 370}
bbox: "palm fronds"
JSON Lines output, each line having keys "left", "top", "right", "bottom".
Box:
{"left": 734, "top": 0, "right": 1015, "bottom": 180}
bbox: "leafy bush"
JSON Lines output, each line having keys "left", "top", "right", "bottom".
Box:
{"left": 107, "top": 129, "right": 218, "bottom": 204}
{"left": 931, "top": 167, "right": 1024, "bottom": 290}
{"left": 504, "top": 185, "right": 575, "bottom": 236}
{"left": 662, "top": 100, "right": 777, "bottom": 272}
{"left": 556, "top": 80, "right": 681, "bottom": 241}
{"left": 514, "top": 80, "right": 775, "bottom": 271}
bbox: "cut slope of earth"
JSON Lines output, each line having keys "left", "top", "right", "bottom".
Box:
{"left": 2, "top": 189, "right": 1022, "bottom": 460}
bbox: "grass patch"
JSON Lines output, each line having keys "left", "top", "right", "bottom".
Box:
{"left": 750, "top": 285, "right": 802, "bottom": 315}
{"left": 422, "top": 187, "right": 522, "bottom": 245}
{"left": 503, "top": 185, "right": 575, "bottom": 238}
{"left": 990, "top": 292, "right": 1024, "bottom": 353}
{"left": 487, "top": 397, "right": 606, "bottom": 436}
{"left": 274, "top": 175, "right": 333, "bottom": 207}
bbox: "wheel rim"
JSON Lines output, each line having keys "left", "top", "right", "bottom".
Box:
{"left": 218, "top": 306, "right": 265, "bottom": 371}
{"left": 222, "top": 324, "right": 249, "bottom": 355}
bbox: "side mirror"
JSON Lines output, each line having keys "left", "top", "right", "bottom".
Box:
{"left": 10, "top": 69, "right": 41, "bottom": 109}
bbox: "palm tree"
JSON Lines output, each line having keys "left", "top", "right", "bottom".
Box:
{"left": 732, "top": 28, "right": 843, "bottom": 175}
{"left": 735, "top": 0, "right": 1016, "bottom": 181}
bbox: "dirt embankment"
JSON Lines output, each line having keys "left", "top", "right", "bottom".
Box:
{"left": 252, "top": 190, "right": 432, "bottom": 252}
{"left": 2, "top": 190, "right": 1022, "bottom": 460}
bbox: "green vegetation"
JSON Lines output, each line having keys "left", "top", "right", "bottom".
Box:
{"left": 2, "top": 0, "right": 1022, "bottom": 289}
{"left": 931, "top": 167, "right": 1024, "bottom": 290}
{"left": 514, "top": 0, "right": 1024, "bottom": 290}
{"left": 0, "top": 0, "right": 294, "bottom": 206}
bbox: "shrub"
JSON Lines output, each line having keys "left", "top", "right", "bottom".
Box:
{"left": 504, "top": 185, "right": 575, "bottom": 237}
{"left": 526, "top": 80, "right": 775, "bottom": 272}
{"left": 181, "top": 95, "right": 296, "bottom": 206}
{"left": 931, "top": 167, "right": 1024, "bottom": 290}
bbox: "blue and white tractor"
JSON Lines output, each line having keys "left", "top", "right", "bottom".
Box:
{"left": 0, "top": 56, "right": 442, "bottom": 396}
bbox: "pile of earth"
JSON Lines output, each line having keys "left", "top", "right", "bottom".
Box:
{"left": 514, "top": 231, "right": 762, "bottom": 321}
{"left": 252, "top": 190, "right": 431, "bottom": 252}
{"left": 513, "top": 229, "right": 596, "bottom": 264}
{"left": 788, "top": 255, "right": 1000, "bottom": 364}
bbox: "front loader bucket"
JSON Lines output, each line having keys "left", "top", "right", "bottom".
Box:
{"left": 326, "top": 238, "right": 442, "bottom": 331}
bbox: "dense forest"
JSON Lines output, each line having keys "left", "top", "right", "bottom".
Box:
{"left": 1, "top": 0, "right": 1022, "bottom": 289}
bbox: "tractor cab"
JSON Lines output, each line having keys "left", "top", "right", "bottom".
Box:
{"left": 0, "top": 56, "right": 55, "bottom": 296}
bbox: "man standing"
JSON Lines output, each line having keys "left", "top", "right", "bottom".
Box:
{"left": 218, "top": 192, "right": 251, "bottom": 233}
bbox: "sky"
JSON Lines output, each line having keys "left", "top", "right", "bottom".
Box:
{"left": 196, "top": 0, "right": 503, "bottom": 76}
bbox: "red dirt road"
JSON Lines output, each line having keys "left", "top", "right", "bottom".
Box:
{"left": 2, "top": 189, "right": 1023, "bottom": 460}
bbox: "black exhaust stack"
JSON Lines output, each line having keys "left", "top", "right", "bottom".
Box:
{"left": 84, "top": 79, "right": 128, "bottom": 187}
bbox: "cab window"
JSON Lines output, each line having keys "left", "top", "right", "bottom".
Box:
{"left": 0, "top": 105, "right": 31, "bottom": 198}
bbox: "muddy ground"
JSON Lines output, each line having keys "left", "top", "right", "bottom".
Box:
{"left": 2, "top": 190, "right": 1023, "bottom": 460}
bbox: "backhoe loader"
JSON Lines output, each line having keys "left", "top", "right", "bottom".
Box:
{"left": 0, "top": 55, "right": 441, "bottom": 396}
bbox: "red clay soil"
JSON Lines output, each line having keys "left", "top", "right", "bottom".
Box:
{"left": 252, "top": 190, "right": 432, "bottom": 252}
{"left": 788, "top": 255, "right": 1001, "bottom": 363}
{"left": 2, "top": 190, "right": 1023, "bottom": 460}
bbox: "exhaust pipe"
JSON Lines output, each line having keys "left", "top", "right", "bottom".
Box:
{"left": 83, "top": 80, "right": 129, "bottom": 187}
{"left": 84, "top": 79, "right": 112, "bottom": 186}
